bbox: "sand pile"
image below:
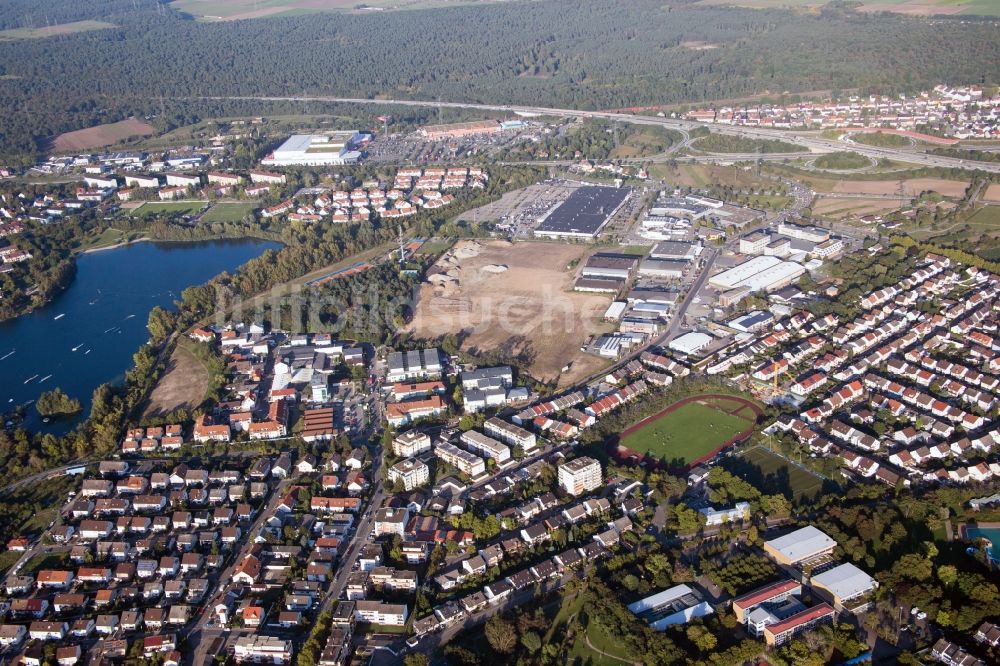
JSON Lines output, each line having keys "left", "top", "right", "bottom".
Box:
{"left": 481, "top": 264, "right": 508, "bottom": 274}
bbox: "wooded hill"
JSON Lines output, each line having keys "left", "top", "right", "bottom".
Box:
{"left": 0, "top": 0, "right": 998, "bottom": 161}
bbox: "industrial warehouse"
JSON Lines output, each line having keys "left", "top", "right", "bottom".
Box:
{"left": 708, "top": 255, "right": 805, "bottom": 293}
{"left": 261, "top": 132, "right": 369, "bottom": 166}
{"left": 534, "top": 185, "right": 631, "bottom": 239}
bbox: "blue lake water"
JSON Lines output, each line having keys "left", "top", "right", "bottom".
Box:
{"left": 0, "top": 238, "right": 281, "bottom": 433}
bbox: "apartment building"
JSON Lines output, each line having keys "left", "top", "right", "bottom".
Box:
{"left": 558, "top": 457, "right": 602, "bottom": 496}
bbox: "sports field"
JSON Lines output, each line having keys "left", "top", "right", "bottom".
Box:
{"left": 618, "top": 395, "right": 759, "bottom": 467}
{"left": 722, "top": 445, "right": 827, "bottom": 502}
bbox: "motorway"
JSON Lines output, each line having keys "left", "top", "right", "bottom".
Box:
{"left": 196, "top": 95, "right": 1000, "bottom": 174}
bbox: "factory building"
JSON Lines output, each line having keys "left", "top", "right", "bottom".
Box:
{"left": 650, "top": 241, "right": 700, "bottom": 261}
{"left": 709, "top": 256, "right": 804, "bottom": 293}
{"left": 638, "top": 259, "right": 687, "bottom": 279}
{"left": 668, "top": 331, "right": 713, "bottom": 357}
{"left": 262, "top": 132, "right": 367, "bottom": 166}
{"left": 581, "top": 253, "right": 639, "bottom": 280}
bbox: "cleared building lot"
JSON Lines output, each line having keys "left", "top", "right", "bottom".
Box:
{"left": 406, "top": 240, "right": 614, "bottom": 386}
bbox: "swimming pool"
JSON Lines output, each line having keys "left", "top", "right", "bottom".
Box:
{"left": 964, "top": 526, "right": 1000, "bottom": 563}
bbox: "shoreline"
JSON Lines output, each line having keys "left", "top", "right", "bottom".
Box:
{"left": 80, "top": 236, "right": 152, "bottom": 254}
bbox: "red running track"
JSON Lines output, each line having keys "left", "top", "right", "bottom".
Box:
{"left": 608, "top": 394, "right": 762, "bottom": 472}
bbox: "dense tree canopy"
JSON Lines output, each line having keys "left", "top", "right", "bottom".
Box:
{"left": 1, "top": 0, "right": 999, "bottom": 160}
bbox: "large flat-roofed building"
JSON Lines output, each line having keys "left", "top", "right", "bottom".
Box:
{"left": 459, "top": 430, "right": 511, "bottom": 463}
{"left": 762, "top": 603, "right": 834, "bottom": 646}
{"left": 709, "top": 256, "right": 804, "bottom": 293}
{"left": 387, "top": 348, "right": 443, "bottom": 383}
{"left": 420, "top": 120, "right": 501, "bottom": 139}
{"left": 732, "top": 579, "right": 803, "bottom": 624}
{"left": 777, "top": 222, "right": 830, "bottom": 243}
{"left": 809, "top": 562, "right": 878, "bottom": 606}
{"left": 763, "top": 525, "right": 837, "bottom": 566}
{"left": 711, "top": 256, "right": 782, "bottom": 289}
{"left": 575, "top": 277, "right": 625, "bottom": 293}
{"left": 233, "top": 635, "right": 293, "bottom": 664}
{"left": 484, "top": 417, "right": 537, "bottom": 451}
{"left": 627, "top": 584, "right": 714, "bottom": 631}
{"left": 262, "top": 133, "right": 366, "bottom": 167}
{"left": 558, "top": 457, "right": 602, "bottom": 496}
{"left": 668, "top": 331, "right": 713, "bottom": 357}
{"left": 581, "top": 253, "right": 639, "bottom": 280}
{"left": 739, "top": 232, "right": 770, "bottom": 255}
{"left": 535, "top": 186, "right": 631, "bottom": 239}
{"left": 650, "top": 241, "right": 700, "bottom": 261}
{"left": 638, "top": 258, "right": 687, "bottom": 279}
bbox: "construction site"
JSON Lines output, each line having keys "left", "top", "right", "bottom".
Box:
{"left": 405, "top": 240, "right": 616, "bottom": 386}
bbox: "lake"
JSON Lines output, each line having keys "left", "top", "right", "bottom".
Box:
{"left": 0, "top": 238, "right": 281, "bottom": 433}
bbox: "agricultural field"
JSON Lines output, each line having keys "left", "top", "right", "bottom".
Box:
{"left": 0, "top": 20, "right": 116, "bottom": 41}
{"left": 983, "top": 184, "right": 1000, "bottom": 203}
{"left": 812, "top": 197, "right": 902, "bottom": 219}
{"left": 791, "top": 174, "right": 971, "bottom": 198}
{"left": 200, "top": 202, "right": 258, "bottom": 223}
{"left": 722, "top": 445, "right": 828, "bottom": 503}
{"left": 695, "top": 0, "right": 1000, "bottom": 16}
{"left": 171, "top": 0, "right": 516, "bottom": 21}
{"left": 406, "top": 239, "right": 614, "bottom": 386}
{"left": 50, "top": 117, "right": 155, "bottom": 153}
{"left": 618, "top": 395, "right": 758, "bottom": 467}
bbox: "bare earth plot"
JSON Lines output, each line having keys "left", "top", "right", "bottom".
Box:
{"left": 825, "top": 177, "right": 970, "bottom": 197}
{"left": 983, "top": 184, "right": 1000, "bottom": 204}
{"left": 143, "top": 342, "right": 210, "bottom": 419}
{"left": 406, "top": 240, "right": 613, "bottom": 386}
{"left": 51, "top": 118, "right": 155, "bottom": 153}
{"left": 812, "top": 197, "right": 902, "bottom": 219}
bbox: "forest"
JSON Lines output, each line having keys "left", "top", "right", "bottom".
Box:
{"left": 1, "top": 0, "right": 999, "bottom": 161}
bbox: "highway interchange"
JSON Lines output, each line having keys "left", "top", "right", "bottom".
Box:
{"left": 199, "top": 94, "right": 1000, "bottom": 174}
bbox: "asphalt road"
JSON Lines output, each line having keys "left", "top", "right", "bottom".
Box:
{"left": 194, "top": 95, "right": 1000, "bottom": 174}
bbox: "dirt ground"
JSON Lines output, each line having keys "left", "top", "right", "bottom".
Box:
{"left": 406, "top": 240, "right": 613, "bottom": 386}
{"left": 983, "top": 184, "right": 1000, "bottom": 203}
{"left": 52, "top": 118, "right": 155, "bottom": 153}
{"left": 143, "top": 342, "right": 210, "bottom": 419}
{"left": 829, "top": 178, "right": 969, "bottom": 197}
